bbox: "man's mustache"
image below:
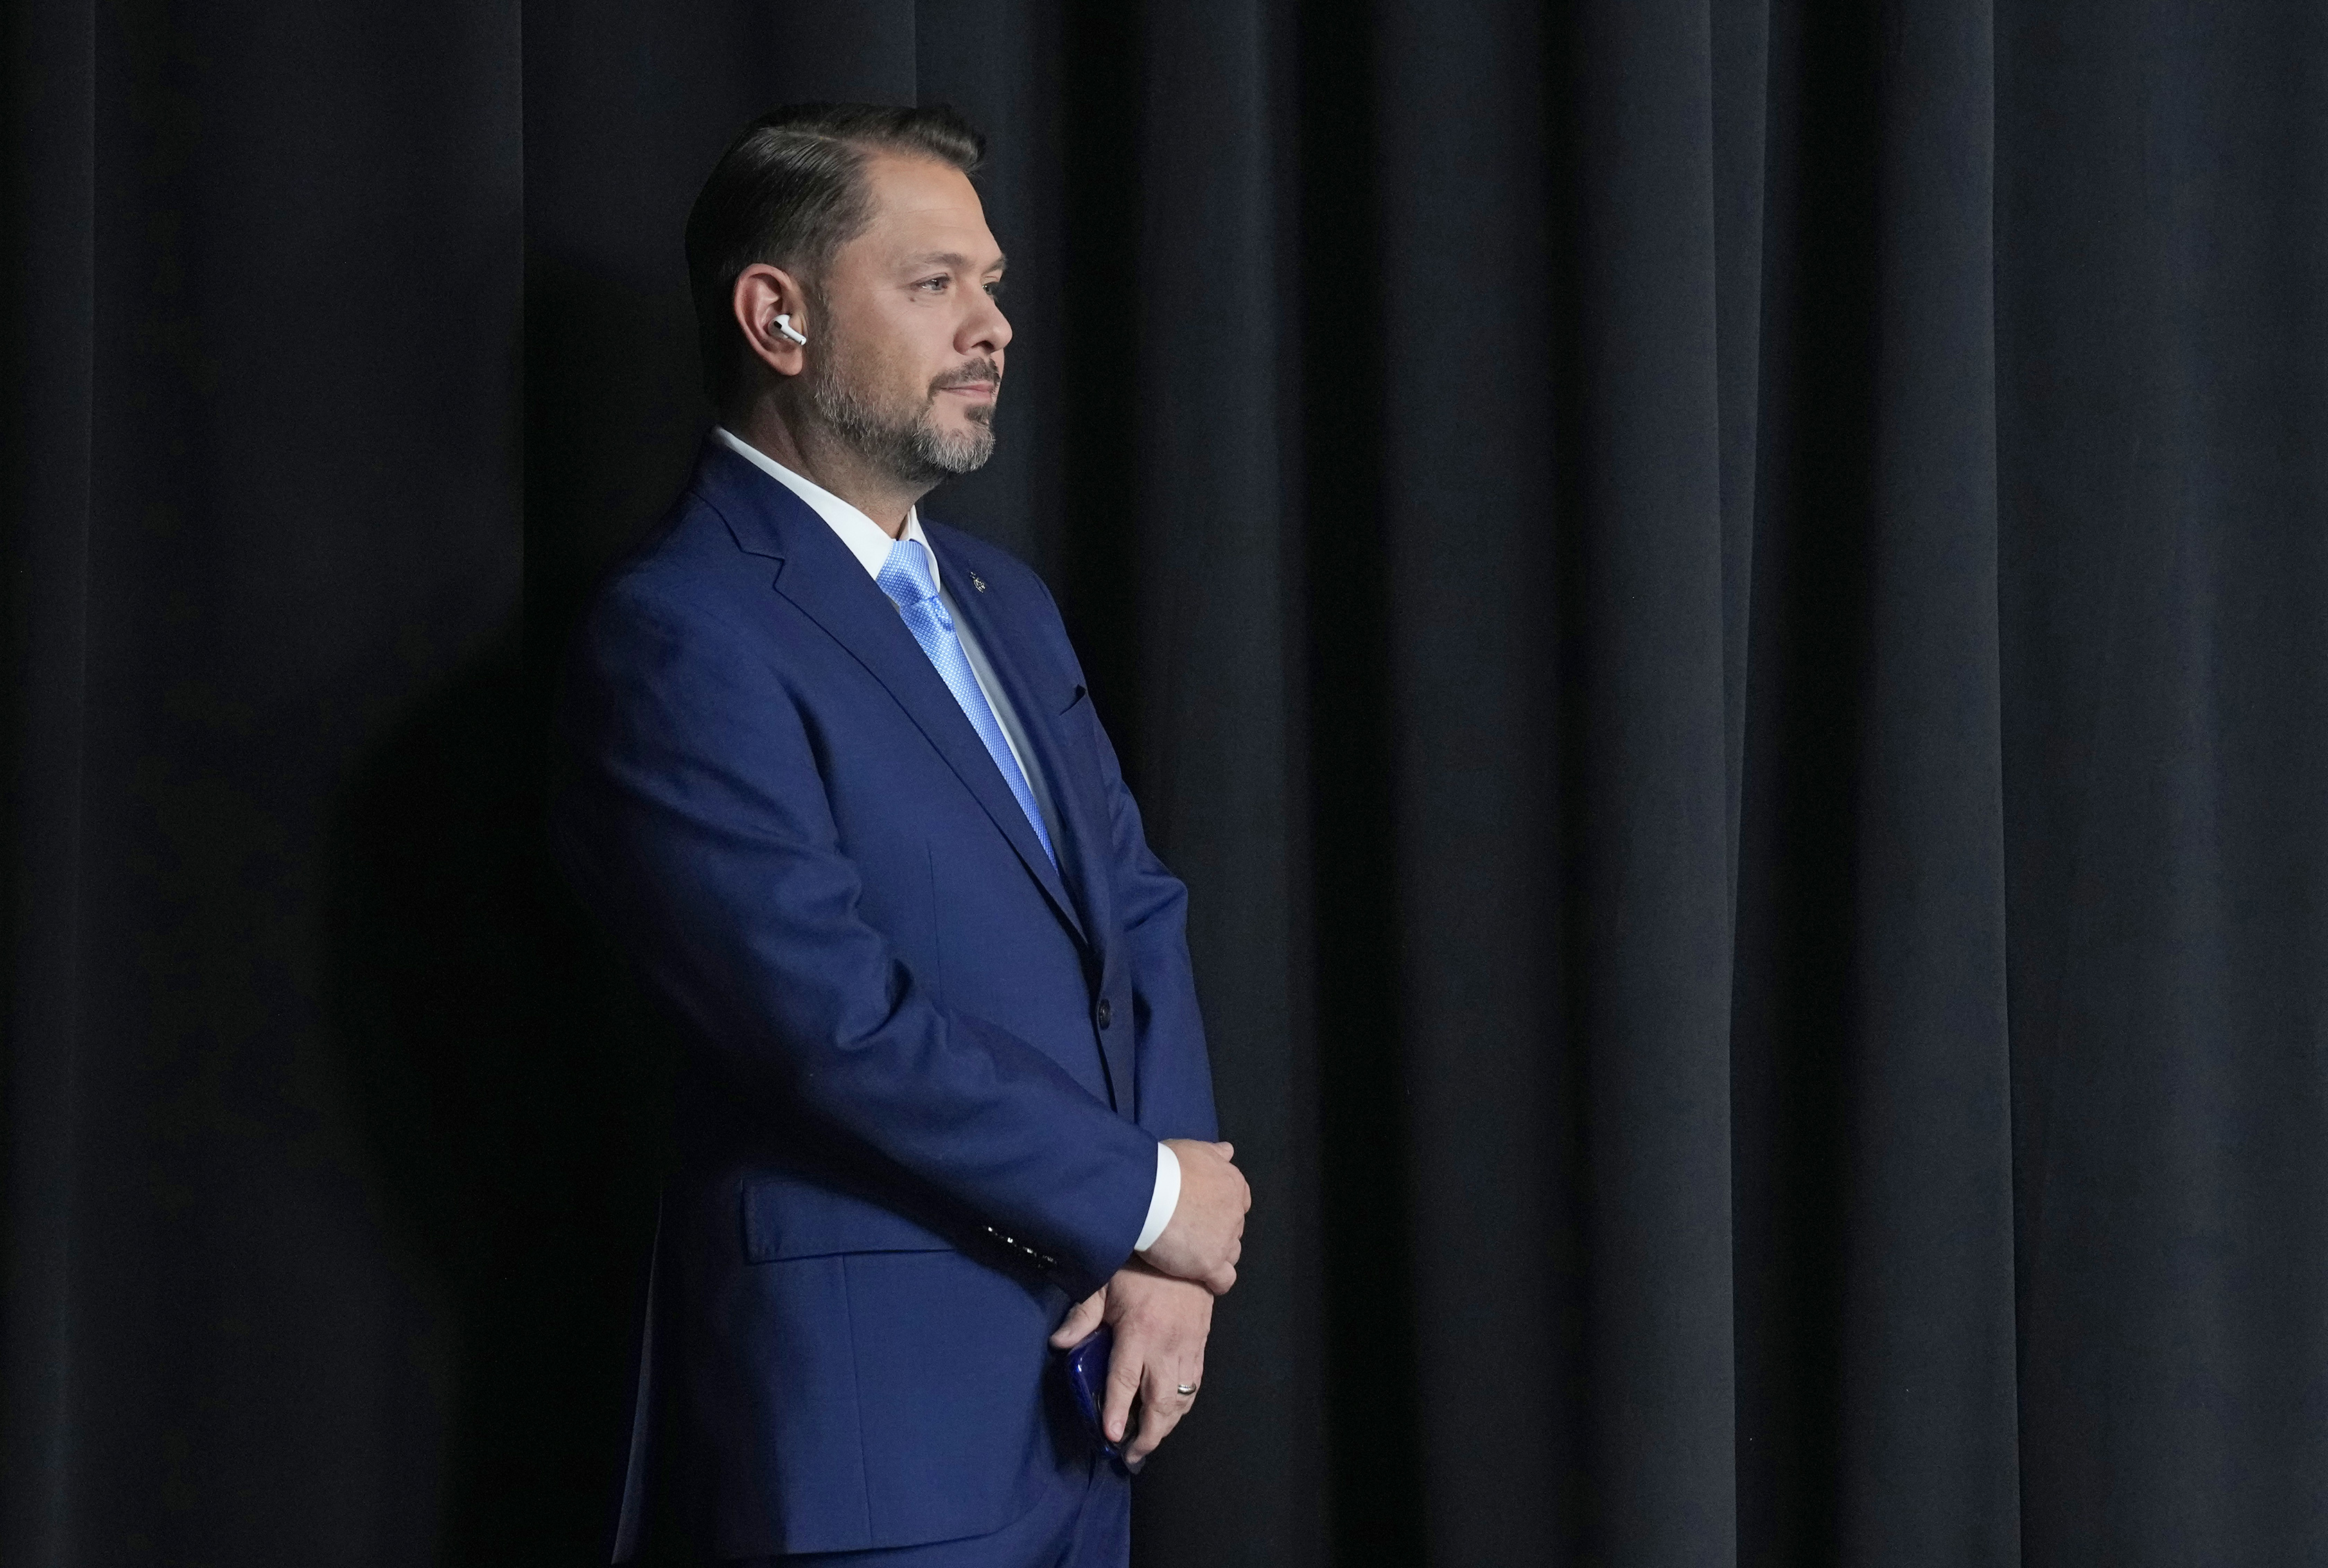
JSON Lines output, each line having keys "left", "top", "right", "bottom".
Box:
{"left": 930, "top": 359, "right": 1002, "bottom": 394}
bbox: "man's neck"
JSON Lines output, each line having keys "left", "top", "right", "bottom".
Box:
{"left": 728, "top": 401, "right": 924, "bottom": 538}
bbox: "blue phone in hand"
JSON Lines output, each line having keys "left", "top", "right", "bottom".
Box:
{"left": 1062, "top": 1324, "right": 1140, "bottom": 1474}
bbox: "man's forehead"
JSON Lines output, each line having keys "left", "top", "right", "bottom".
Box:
{"left": 858, "top": 154, "right": 1001, "bottom": 266}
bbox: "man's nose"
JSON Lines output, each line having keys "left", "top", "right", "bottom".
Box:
{"left": 969, "top": 298, "right": 1012, "bottom": 355}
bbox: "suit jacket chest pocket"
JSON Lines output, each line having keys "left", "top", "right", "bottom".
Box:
{"left": 1051, "top": 684, "right": 1105, "bottom": 798}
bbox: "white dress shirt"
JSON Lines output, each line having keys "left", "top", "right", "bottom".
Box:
{"left": 712, "top": 427, "right": 1181, "bottom": 1258}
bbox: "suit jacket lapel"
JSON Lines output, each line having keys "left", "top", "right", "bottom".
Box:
{"left": 934, "top": 542, "right": 1117, "bottom": 950}
{"left": 693, "top": 443, "right": 1087, "bottom": 948}
{"left": 934, "top": 533, "right": 1137, "bottom": 1102}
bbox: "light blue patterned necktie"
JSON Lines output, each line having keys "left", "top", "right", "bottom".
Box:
{"left": 877, "top": 537, "right": 1057, "bottom": 867}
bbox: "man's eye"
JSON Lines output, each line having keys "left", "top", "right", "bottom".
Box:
{"left": 984, "top": 281, "right": 1004, "bottom": 298}
{"left": 917, "top": 276, "right": 949, "bottom": 292}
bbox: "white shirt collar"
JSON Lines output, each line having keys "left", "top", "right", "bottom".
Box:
{"left": 713, "top": 425, "right": 940, "bottom": 592}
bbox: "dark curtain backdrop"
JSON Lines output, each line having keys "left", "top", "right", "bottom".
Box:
{"left": 6, "top": 1, "right": 2325, "bottom": 1565}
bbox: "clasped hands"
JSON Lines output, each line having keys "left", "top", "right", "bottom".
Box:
{"left": 1047, "top": 1137, "right": 1249, "bottom": 1468}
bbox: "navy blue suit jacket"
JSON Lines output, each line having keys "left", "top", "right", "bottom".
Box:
{"left": 550, "top": 438, "right": 1220, "bottom": 1558}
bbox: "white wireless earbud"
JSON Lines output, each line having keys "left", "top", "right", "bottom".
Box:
{"left": 773, "top": 313, "right": 808, "bottom": 346}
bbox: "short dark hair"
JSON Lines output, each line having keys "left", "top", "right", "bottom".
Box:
{"left": 685, "top": 103, "right": 986, "bottom": 407}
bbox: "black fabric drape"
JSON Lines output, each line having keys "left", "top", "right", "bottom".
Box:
{"left": 6, "top": 2, "right": 2325, "bottom": 1565}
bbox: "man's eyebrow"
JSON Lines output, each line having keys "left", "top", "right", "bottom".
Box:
{"left": 900, "top": 249, "right": 1007, "bottom": 273}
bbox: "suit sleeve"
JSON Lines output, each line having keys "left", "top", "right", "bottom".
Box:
{"left": 549, "top": 580, "right": 1155, "bottom": 1298}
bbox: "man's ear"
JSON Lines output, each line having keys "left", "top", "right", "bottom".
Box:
{"left": 732, "top": 264, "right": 810, "bottom": 380}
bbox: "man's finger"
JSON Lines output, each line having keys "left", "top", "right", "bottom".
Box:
{"left": 1204, "top": 1262, "right": 1237, "bottom": 1296}
{"left": 1215, "top": 1142, "right": 1234, "bottom": 1161}
{"left": 1101, "top": 1341, "right": 1143, "bottom": 1444}
{"left": 1049, "top": 1287, "right": 1106, "bottom": 1349}
{"left": 1125, "top": 1363, "right": 1197, "bottom": 1464}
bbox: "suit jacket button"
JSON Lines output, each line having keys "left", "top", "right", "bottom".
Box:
{"left": 1096, "top": 998, "right": 1113, "bottom": 1030}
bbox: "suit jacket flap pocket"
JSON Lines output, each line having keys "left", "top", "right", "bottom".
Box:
{"left": 741, "top": 1175, "right": 956, "bottom": 1263}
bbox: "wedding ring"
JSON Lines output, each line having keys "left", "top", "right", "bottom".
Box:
{"left": 1175, "top": 1383, "right": 1197, "bottom": 1395}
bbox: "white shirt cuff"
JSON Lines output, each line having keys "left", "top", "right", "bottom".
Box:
{"left": 1132, "top": 1142, "right": 1180, "bottom": 1254}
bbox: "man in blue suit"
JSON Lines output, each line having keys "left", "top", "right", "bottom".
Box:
{"left": 550, "top": 104, "right": 1250, "bottom": 1566}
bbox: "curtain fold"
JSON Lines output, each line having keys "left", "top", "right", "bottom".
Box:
{"left": 1832, "top": 0, "right": 2020, "bottom": 1559}
{"left": 1999, "top": 6, "right": 2328, "bottom": 1560}
{"left": 1373, "top": 0, "right": 1566, "bottom": 1559}
{"left": 6, "top": 2, "right": 2326, "bottom": 1565}
{"left": 1, "top": 2, "right": 96, "bottom": 1562}
{"left": 1564, "top": 0, "right": 1742, "bottom": 1560}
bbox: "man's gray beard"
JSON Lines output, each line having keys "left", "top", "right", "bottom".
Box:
{"left": 808, "top": 360, "right": 996, "bottom": 487}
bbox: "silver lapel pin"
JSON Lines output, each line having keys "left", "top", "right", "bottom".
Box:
{"left": 970, "top": 573, "right": 987, "bottom": 592}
